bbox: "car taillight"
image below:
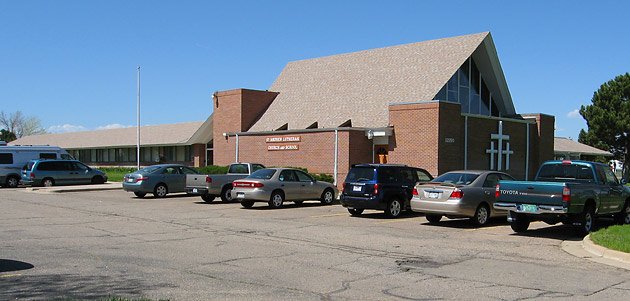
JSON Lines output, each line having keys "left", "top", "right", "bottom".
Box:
{"left": 30, "top": 172, "right": 35, "bottom": 179}
{"left": 449, "top": 189, "right": 463, "bottom": 199}
{"left": 233, "top": 181, "right": 263, "bottom": 188}
{"left": 137, "top": 176, "right": 148, "bottom": 182}
{"left": 206, "top": 176, "right": 212, "bottom": 183}
{"left": 412, "top": 188, "right": 419, "bottom": 196}
{"left": 373, "top": 183, "right": 379, "bottom": 195}
{"left": 562, "top": 186, "right": 571, "bottom": 202}
{"left": 562, "top": 160, "right": 572, "bottom": 165}
{"left": 495, "top": 184, "right": 500, "bottom": 198}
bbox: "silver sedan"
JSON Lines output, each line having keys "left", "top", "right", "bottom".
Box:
{"left": 410, "top": 170, "right": 514, "bottom": 226}
{"left": 232, "top": 168, "right": 338, "bottom": 209}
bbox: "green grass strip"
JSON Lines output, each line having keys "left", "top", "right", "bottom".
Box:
{"left": 590, "top": 224, "right": 630, "bottom": 253}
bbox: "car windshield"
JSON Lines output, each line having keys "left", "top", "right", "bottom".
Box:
{"left": 248, "top": 169, "right": 276, "bottom": 180}
{"left": 431, "top": 173, "right": 479, "bottom": 185}
{"left": 346, "top": 167, "right": 376, "bottom": 182}
{"left": 138, "top": 166, "right": 162, "bottom": 174}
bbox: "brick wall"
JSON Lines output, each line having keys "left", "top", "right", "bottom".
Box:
{"left": 213, "top": 89, "right": 279, "bottom": 166}
{"left": 220, "top": 130, "right": 371, "bottom": 188}
{"left": 388, "top": 102, "right": 441, "bottom": 176}
{"left": 388, "top": 101, "right": 554, "bottom": 179}
{"left": 192, "top": 143, "right": 206, "bottom": 167}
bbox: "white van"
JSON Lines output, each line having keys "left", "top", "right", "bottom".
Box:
{"left": 0, "top": 144, "right": 74, "bottom": 188}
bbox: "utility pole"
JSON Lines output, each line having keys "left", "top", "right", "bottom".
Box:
{"left": 136, "top": 65, "right": 141, "bottom": 170}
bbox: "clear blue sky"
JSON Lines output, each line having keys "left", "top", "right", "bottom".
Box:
{"left": 1, "top": 0, "right": 628, "bottom": 139}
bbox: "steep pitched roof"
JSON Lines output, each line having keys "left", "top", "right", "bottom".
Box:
{"left": 250, "top": 32, "right": 508, "bottom": 131}
{"left": 554, "top": 137, "right": 613, "bottom": 157}
{"left": 10, "top": 117, "right": 213, "bottom": 149}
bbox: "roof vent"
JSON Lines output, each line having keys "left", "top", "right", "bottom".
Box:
{"left": 306, "top": 122, "right": 318, "bottom": 129}
{"left": 339, "top": 119, "right": 352, "bottom": 127}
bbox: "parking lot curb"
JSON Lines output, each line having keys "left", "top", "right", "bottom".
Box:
{"left": 561, "top": 235, "right": 630, "bottom": 271}
{"left": 582, "top": 234, "right": 630, "bottom": 264}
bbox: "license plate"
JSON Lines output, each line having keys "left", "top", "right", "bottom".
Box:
{"left": 353, "top": 186, "right": 362, "bottom": 192}
{"left": 236, "top": 192, "right": 245, "bottom": 198}
{"left": 520, "top": 204, "right": 538, "bottom": 213}
{"left": 428, "top": 192, "right": 439, "bottom": 199}
{"left": 126, "top": 178, "right": 134, "bottom": 183}
{"left": 192, "top": 188, "right": 198, "bottom": 193}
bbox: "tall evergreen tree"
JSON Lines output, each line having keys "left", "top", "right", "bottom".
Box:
{"left": 579, "top": 73, "right": 630, "bottom": 179}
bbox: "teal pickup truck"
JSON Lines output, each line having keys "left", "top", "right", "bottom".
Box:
{"left": 494, "top": 160, "right": 630, "bottom": 235}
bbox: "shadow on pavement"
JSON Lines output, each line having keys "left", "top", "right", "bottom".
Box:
{"left": 509, "top": 218, "right": 617, "bottom": 241}
{"left": 0, "top": 259, "right": 34, "bottom": 273}
{"left": 240, "top": 202, "right": 340, "bottom": 210}
{"left": 349, "top": 210, "right": 423, "bottom": 220}
{"left": 420, "top": 217, "right": 507, "bottom": 229}
{"left": 0, "top": 273, "right": 173, "bottom": 300}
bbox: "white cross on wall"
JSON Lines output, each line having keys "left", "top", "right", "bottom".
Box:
{"left": 486, "top": 121, "right": 513, "bottom": 171}
{"left": 486, "top": 141, "right": 498, "bottom": 170}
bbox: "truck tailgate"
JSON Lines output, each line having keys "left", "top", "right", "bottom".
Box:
{"left": 186, "top": 174, "right": 208, "bottom": 188}
{"left": 497, "top": 180, "right": 565, "bottom": 206}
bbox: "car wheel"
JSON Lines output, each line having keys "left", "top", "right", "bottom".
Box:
{"left": 91, "top": 176, "right": 105, "bottom": 184}
{"left": 384, "top": 199, "right": 402, "bottom": 218}
{"left": 153, "top": 184, "right": 168, "bottom": 198}
{"left": 294, "top": 201, "right": 304, "bottom": 206}
{"left": 201, "top": 194, "right": 215, "bottom": 203}
{"left": 134, "top": 192, "right": 146, "bottom": 198}
{"left": 42, "top": 178, "right": 54, "bottom": 187}
{"left": 471, "top": 204, "right": 490, "bottom": 226}
{"left": 425, "top": 214, "right": 442, "bottom": 224}
{"left": 268, "top": 191, "right": 284, "bottom": 209}
{"left": 241, "top": 200, "right": 255, "bottom": 208}
{"left": 320, "top": 188, "right": 335, "bottom": 205}
{"left": 220, "top": 185, "right": 233, "bottom": 202}
{"left": 348, "top": 208, "right": 364, "bottom": 216}
{"left": 509, "top": 212, "right": 530, "bottom": 233}
{"left": 6, "top": 176, "right": 19, "bottom": 188}
{"left": 614, "top": 200, "right": 630, "bottom": 225}
{"left": 574, "top": 205, "right": 596, "bottom": 236}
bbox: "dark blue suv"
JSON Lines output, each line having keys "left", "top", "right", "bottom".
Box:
{"left": 340, "top": 164, "right": 433, "bottom": 218}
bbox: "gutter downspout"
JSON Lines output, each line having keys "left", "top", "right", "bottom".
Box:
{"left": 525, "top": 124, "right": 530, "bottom": 180}
{"left": 235, "top": 134, "right": 239, "bottom": 162}
{"left": 334, "top": 130, "right": 338, "bottom": 185}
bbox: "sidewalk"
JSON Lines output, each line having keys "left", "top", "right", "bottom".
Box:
{"left": 562, "top": 234, "right": 630, "bottom": 270}
{"left": 25, "top": 182, "right": 122, "bottom": 193}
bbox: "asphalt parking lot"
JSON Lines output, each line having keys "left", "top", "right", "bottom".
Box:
{"left": 1, "top": 188, "right": 629, "bottom": 300}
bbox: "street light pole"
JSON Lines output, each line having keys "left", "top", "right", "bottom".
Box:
{"left": 136, "top": 65, "right": 141, "bottom": 170}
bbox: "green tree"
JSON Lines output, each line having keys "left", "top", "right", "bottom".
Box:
{"left": 0, "top": 129, "right": 17, "bottom": 142}
{"left": 579, "top": 73, "right": 630, "bottom": 179}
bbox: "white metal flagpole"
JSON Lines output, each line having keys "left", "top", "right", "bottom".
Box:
{"left": 136, "top": 65, "right": 141, "bottom": 170}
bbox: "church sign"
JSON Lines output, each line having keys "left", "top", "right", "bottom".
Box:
{"left": 265, "top": 136, "right": 301, "bottom": 143}
{"left": 266, "top": 136, "right": 301, "bottom": 151}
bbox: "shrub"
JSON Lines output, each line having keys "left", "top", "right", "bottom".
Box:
{"left": 197, "top": 165, "right": 229, "bottom": 174}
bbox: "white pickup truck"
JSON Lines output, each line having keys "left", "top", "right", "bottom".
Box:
{"left": 185, "top": 163, "right": 266, "bottom": 203}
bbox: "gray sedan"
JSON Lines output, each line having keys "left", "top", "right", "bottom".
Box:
{"left": 410, "top": 171, "right": 514, "bottom": 226}
{"left": 232, "top": 168, "right": 338, "bottom": 209}
{"left": 123, "top": 164, "right": 199, "bottom": 198}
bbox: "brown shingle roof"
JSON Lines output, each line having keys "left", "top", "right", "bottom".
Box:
{"left": 554, "top": 137, "right": 612, "bottom": 157}
{"left": 10, "top": 117, "right": 213, "bottom": 149}
{"left": 250, "top": 32, "right": 491, "bottom": 131}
